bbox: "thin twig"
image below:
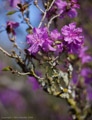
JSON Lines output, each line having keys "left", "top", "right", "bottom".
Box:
{"left": 15, "top": 71, "right": 31, "bottom": 76}
{"left": 0, "top": 46, "right": 14, "bottom": 58}
{"left": 38, "top": 0, "right": 56, "bottom": 28}
{"left": 22, "top": 13, "right": 33, "bottom": 29}
{"left": 38, "top": 11, "right": 47, "bottom": 28}
{"left": 47, "top": 13, "right": 61, "bottom": 29}
{"left": 47, "top": 0, "right": 56, "bottom": 11}
{"left": 0, "top": 46, "right": 24, "bottom": 66}
{"left": 34, "top": 0, "right": 45, "bottom": 14}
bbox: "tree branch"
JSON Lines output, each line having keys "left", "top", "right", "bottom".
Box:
{"left": 0, "top": 46, "right": 14, "bottom": 58}
{"left": 34, "top": 0, "right": 45, "bottom": 14}
{"left": 38, "top": 0, "right": 56, "bottom": 28}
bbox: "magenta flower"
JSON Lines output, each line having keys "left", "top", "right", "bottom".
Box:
{"left": 55, "top": 0, "right": 80, "bottom": 18}
{"left": 6, "top": 21, "right": 19, "bottom": 35}
{"left": 27, "top": 27, "right": 56, "bottom": 54}
{"left": 55, "top": 43, "right": 63, "bottom": 55}
{"left": 50, "top": 29, "right": 62, "bottom": 40}
{"left": 55, "top": 0, "right": 67, "bottom": 14}
{"left": 72, "top": 69, "right": 78, "bottom": 84}
{"left": 50, "top": 29, "right": 63, "bottom": 55}
{"left": 67, "top": 0, "right": 80, "bottom": 18}
{"left": 28, "top": 77, "right": 40, "bottom": 90}
{"left": 9, "top": 0, "right": 20, "bottom": 8}
{"left": 79, "top": 46, "right": 92, "bottom": 64}
{"left": 0, "top": 89, "right": 27, "bottom": 113}
{"left": 87, "top": 87, "right": 92, "bottom": 101}
{"left": 61, "top": 22, "right": 84, "bottom": 53}
{"left": 67, "top": 8, "right": 77, "bottom": 18}
{"left": 47, "top": 0, "right": 80, "bottom": 19}
{"left": 81, "top": 68, "right": 92, "bottom": 84}
{"left": 70, "top": 0, "right": 80, "bottom": 9}
{"left": 7, "top": 21, "right": 19, "bottom": 28}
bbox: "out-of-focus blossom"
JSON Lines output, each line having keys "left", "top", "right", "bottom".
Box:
{"left": 67, "top": 0, "right": 80, "bottom": 18}
{"left": 81, "top": 68, "right": 92, "bottom": 84}
{"left": 50, "top": 29, "right": 63, "bottom": 55}
{"left": 0, "top": 89, "right": 27, "bottom": 113}
{"left": 8, "top": 0, "right": 20, "bottom": 8}
{"left": 27, "top": 71, "right": 42, "bottom": 90}
{"left": 87, "top": 87, "right": 92, "bottom": 101}
{"left": 0, "top": 62, "right": 5, "bottom": 74}
{"left": 55, "top": 43, "right": 63, "bottom": 55}
{"left": 6, "top": 21, "right": 19, "bottom": 35}
{"left": 55, "top": 0, "right": 80, "bottom": 18}
{"left": 47, "top": 7, "right": 57, "bottom": 18}
{"left": 79, "top": 46, "right": 92, "bottom": 64}
{"left": 72, "top": 69, "right": 78, "bottom": 84}
{"left": 50, "top": 29, "right": 62, "bottom": 40}
{"left": 61, "top": 22, "right": 84, "bottom": 53}
{"left": 55, "top": 0, "right": 67, "bottom": 14}
{"left": 28, "top": 77, "right": 40, "bottom": 90}
{"left": 27, "top": 27, "right": 56, "bottom": 54}
{"left": 47, "top": 0, "right": 80, "bottom": 19}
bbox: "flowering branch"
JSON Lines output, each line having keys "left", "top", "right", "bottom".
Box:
{"left": 1, "top": 0, "right": 92, "bottom": 120}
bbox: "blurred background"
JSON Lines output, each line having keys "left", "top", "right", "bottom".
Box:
{"left": 0, "top": 0, "right": 92, "bottom": 120}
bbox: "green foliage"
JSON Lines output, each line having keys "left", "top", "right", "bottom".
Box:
{"left": 6, "top": 11, "right": 17, "bottom": 15}
{"left": 2, "top": 66, "right": 10, "bottom": 71}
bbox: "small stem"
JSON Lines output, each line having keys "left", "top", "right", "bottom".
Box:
{"left": 38, "top": 11, "right": 47, "bottom": 28}
{"left": 22, "top": 13, "right": 33, "bottom": 29}
{"left": 0, "top": 46, "right": 14, "bottom": 58}
{"left": 15, "top": 71, "right": 31, "bottom": 76}
{"left": 38, "top": 0, "right": 56, "bottom": 28}
{"left": 47, "top": 13, "right": 61, "bottom": 29}
{"left": 34, "top": 0, "right": 45, "bottom": 14}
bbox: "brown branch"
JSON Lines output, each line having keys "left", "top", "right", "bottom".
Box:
{"left": 0, "top": 46, "right": 14, "bottom": 58}
{"left": 0, "top": 46, "right": 27, "bottom": 72}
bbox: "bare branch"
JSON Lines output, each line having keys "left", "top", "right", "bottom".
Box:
{"left": 0, "top": 46, "right": 14, "bottom": 58}
{"left": 34, "top": 0, "right": 45, "bottom": 14}
{"left": 38, "top": 11, "right": 47, "bottom": 28}
{"left": 22, "top": 12, "right": 33, "bottom": 29}
{"left": 47, "top": 0, "right": 56, "bottom": 11}
{"left": 14, "top": 71, "right": 31, "bottom": 76}
{"left": 0, "top": 46, "right": 25, "bottom": 71}
{"left": 38, "top": 0, "right": 56, "bottom": 28}
{"left": 24, "top": 17, "right": 33, "bottom": 29}
{"left": 47, "top": 13, "right": 61, "bottom": 29}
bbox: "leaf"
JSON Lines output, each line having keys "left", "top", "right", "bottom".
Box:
{"left": 2, "top": 66, "right": 10, "bottom": 71}
{"left": 68, "top": 54, "right": 76, "bottom": 60}
{"left": 6, "top": 11, "right": 17, "bottom": 15}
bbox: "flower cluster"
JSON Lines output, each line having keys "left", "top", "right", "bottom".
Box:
{"left": 47, "top": 0, "right": 80, "bottom": 19}
{"left": 27, "top": 22, "right": 84, "bottom": 55}
{"left": 27, "top": 27, "right": 57, "bottom": 54}
{"left": 61, "top": 22, "right": 84, "bottom": 54}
